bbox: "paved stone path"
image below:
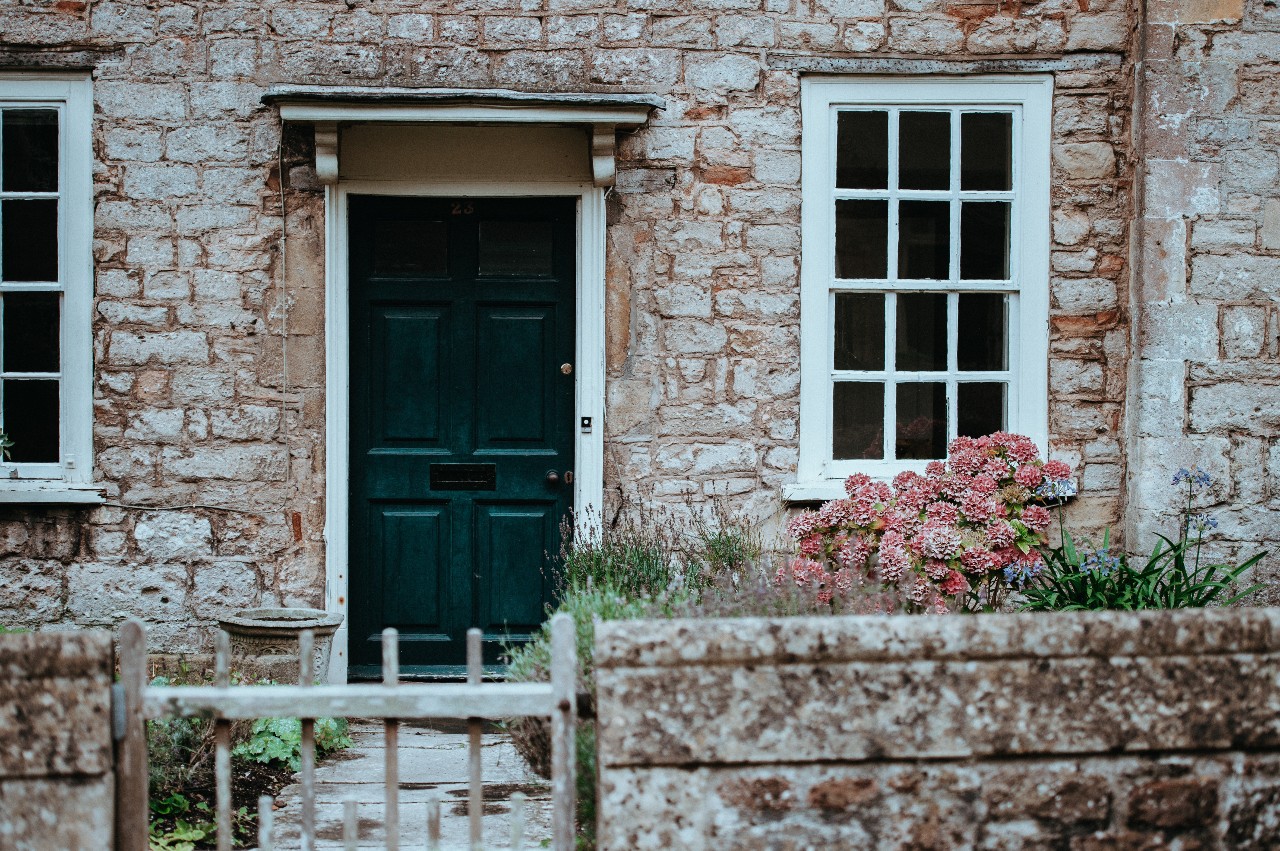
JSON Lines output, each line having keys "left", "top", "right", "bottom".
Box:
{"left": 267, "top": 719, "right": 552, "bottom": 849}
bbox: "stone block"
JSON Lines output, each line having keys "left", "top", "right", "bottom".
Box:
{"left": 1191, "top": 253, "right": 1280, "bottom": 300}
{"left": 1181, "top": 0, "right": 1244, "bottom": 21}
{"left": 842, "top": 21, "right": 886, "bottom": 50}
{"left": 484, "top": 15, "right": 542, "bottom": 44}
{"left": 1146, "top": 159, "right": 1221, "bottom": 217}
{"left": 1262, "top": 199, "right": 1280, "bottom": 250}
{"left": 109, "top": 330, "right": 208, "bottom": 366}
{"left": 1065, "top": 13, "right": 1129, "bottom": 50}
{"left": 1139, "top": 303, "right": 1218, "bottom": 360}
{"left": 887, "top": 16, "right": 964, "bottom": 52}
{"left": 1053, "top": 277, "right": 1119, "bottom": 313}
{"left": 590, "top": 48, "right": 681, "bottom": 87}
{"left": 1222, "top": 306, "right": 1267, "bottom": 359}
{"left": 1189, "top": 381, "right": 1280, "bottom": 432}
{"left": 1055, "top": 142, "right": 1117, "bottom": 180}
{"left": 685, "top": 53, "right": 762, "bottom": 92}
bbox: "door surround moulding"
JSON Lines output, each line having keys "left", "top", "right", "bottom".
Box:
{"left": 264, "top": 86, "right": 664, "bottom": 188}
{"left": 323, "top": 180, "right": 607, "bottom": 683}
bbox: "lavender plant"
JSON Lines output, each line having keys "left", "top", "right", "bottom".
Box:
{"left": 1021, "top": 467, "right": 1265, "bottom": 611}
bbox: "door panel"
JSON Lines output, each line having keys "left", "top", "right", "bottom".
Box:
{"left": 374, "top": 307, "right": 448, "bottom": 445}
{"left": 348, "top": 196, "right": 576, "bottom": 676}
{"left": 476, "top": 307, "right": 554, "bottom": 447}
{"left": 475, "top": 503, "right": 557, "bottom": 635}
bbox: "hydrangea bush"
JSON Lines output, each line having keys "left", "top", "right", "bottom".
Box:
{"left": 782, "top": 432, "right": 1075, "bottom": 614}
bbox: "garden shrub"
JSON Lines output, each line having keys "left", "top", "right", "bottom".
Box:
{"left": 1022, "top": 466, "right": 1265, "bottom": 611}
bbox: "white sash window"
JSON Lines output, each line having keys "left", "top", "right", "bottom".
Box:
{"left": 791, "top": 77, "right": 1051, "bottom": 500}
{"left": 0, "top": 75, "right": 94, "bottom": 497}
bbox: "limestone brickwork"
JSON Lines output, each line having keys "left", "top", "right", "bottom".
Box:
{"left": 595, "top": 610, "right": 1280, "bottom": 848}
{"left": 0, "top": 630, "right": 115, "bottom": 850}
{"left": 1130, "top": 0, "right": 1280, "bottom": 600}
{"left": 5, "top": 0, "right": 1260, "bottom": 649}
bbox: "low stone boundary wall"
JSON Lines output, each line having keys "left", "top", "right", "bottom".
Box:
{"left": 594, "top": 609, "right": 1280, "bottom": 849}
{"left": 0, "top": 631, "right": 115, "bottom": 850}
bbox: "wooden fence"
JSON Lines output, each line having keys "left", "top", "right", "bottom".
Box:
{"left": 114, "top": 614, "right": 577, "bottom": 850}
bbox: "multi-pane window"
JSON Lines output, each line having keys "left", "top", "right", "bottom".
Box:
{"left": 795, "top": 78, "right": 1050, "bottom": 497}
{"left": 0, "top": 76, "right": 92, "bottom": 486}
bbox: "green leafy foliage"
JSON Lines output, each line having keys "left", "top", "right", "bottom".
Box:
{"left": 232, "top": 716, "right": 353, "bottom": 772}
{"left": 1023, "top": 468, "right": 1266, "bottom": 611}
{"left": 507, "top": 505, "right": 769, "bottom": 849}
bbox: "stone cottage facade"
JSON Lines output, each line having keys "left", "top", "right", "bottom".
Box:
{"left": 0, "top": 0, "right": 1275, "bottom": 677}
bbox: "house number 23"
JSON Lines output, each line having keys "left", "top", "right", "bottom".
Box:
{"left": 451, "top": 201, "right": 475, "bottom": 215}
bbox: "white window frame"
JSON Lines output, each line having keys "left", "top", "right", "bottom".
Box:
{"left": 0, "top": 74, "right": 96, "bottom": 501}
{"left": 790, "top": 75, "right": 1051, "bottom": 502}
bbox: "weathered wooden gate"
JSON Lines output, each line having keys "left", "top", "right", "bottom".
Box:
{"left": 113, "top": 614, "right": 577, "bottom": 850}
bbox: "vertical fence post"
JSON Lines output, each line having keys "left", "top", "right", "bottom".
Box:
{"left": 115, "top": 619, "right": 148, "bottom": 851}
{"left": 214, "top": 630, "right": 233, "bottom": 851}
{"left": 549, "top": 612, "right": 577, "bottom": 851}
{"left": 383, "top": 628, "right": 401, "bottom": 851}
{"left": 467, "top": 627, "right": 484, "bottom": 851}
{"left": 299, "top": 629, "right": 317, "bottom": 851}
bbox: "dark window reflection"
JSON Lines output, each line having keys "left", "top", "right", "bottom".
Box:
{"left": 899, "top": 112, "right": 950, "bottom": 190}
{"left": 2, "top": 110, "right": 58, "bottom": 193}
{"left": 833, "top": 382, "right": 884, "bottom": 460}
{"left": 2, "top": 199, "right": 59, "bottom": 282}
{"left": 835, "top": 200, "right": 888, "bottom": 279}
{"left": 834, "top": 293, "right": 884, "bottom": 371}
{"left": 896, "top": 293, "right": 947, "bottom": 372}
{"left": 961, "top": 113, "right": 1012, "bottom": 191}
{"left": 4, "top": 379, "right": 58, "bottom": 462}
{"left": 958, "top": 294, "right": 1006, "bottom": 371}
{"left": 898, "top": 201, "right": 949, "bottom": 280}
{"left": 958, "top": 382, "right": 1006, "bottom": 437}
{"left": 837, "top": 111, "right": 888, "bottom": 190}
{"left": 3, "top": 293, "right": 59, "bottom": 373}
{"left": 896, "top": 382, "right": 946, "bottom": 460}
{"left": 960, "top": 202, "right": 1010, "bottom": 280}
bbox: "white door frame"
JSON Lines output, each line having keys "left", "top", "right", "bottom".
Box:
{"left": 323, "top": 179, "right": 607, "bottom": 683}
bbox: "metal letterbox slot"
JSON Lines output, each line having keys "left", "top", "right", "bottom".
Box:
{"left": 429, "top": 463, "right": 497, "bottom": 491}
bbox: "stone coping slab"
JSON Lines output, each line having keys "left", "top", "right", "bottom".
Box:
{"left": 594, "top": 608, "right": 1280, "bottom": 669}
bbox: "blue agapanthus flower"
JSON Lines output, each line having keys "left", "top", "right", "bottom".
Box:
{"left": 1035, "top": 478, "right": 1079, "bottom": 500}
{"left": 1185, "top": 513, "right": 1218, "bottom": 535}
{"left": 1003, "top": 558, "right": 1045, "bottom": 589}
{"left": 1172, "top": 466, "right": 1212, "bottom": 490}
{"left": 1081, "top": 548, "right": 1122, "bottom": 576}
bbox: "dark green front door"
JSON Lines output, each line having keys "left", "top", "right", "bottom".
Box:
{"left": 348, "top": 196, "right": 576, "bottom": 676}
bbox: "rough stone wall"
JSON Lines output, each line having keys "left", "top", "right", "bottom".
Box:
{"left": 594, "top": 609, "right": 1280, "bottom": 849}
{"left": 1130, "top": 0, "right": 1280, "bottom": 599}
{"left": 0, "top": 630, "right": 115, "bottom": 850}
{"left": 0, "top": 0, "right": 1136, "bottom": 648}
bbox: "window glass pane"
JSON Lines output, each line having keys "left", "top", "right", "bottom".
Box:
{"left": 960, "top": 202, "right": 1011, "bottom": 280}
{"left": 958, "top": 294, "right": 1007, "bottom": 371}
{"left": 958, "top": 382, "right": 1006, "bottom": 438}
{"left": 896, "top": 293, "right": 947, "bottom": 372}
{"left": 835, "top": 200, "right": 888, "bottom": 279}
{"left": 961, "top": 113, "right": 1012, "bottom": 191}
{"left": 898, "top": 201, "right": 949, "bottom": 280}
{"left": 4, "top": 378, "right": 58, "bottom": 463}
{"left": 3, "top": 293, "right": 59, "bottom": 373}
{"left": 2, "top": 199, "right": 58, "bottom": 282}
{"left": 2, "top": 109, "right": 58, "bottom": 193}
{"left": 896, "top": 382, "right": 946, "bottom": 460}
{"left": 478, "top": 221, "right": 554, "bottom": 276}
{"left": 833, "top": 382, "right": 883, "bottom": 460}
{"left": 834, "top": 293, "right": 884, "bottom": 371}
{"left": 898, "top": 112, "right": 950, "bottom": 190}
{"left": 836, "top": 111, "right": 888, "bottom": 190}
{"left": 372, "top": 220, "right": 448, "bottom": 276}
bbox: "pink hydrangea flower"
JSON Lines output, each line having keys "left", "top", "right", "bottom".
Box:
{"left": 1014, "top": 464, "right": 1044, "bottom": 488}
{"left": 1021, "top": 505, "right": 1052, "bottom": 532}
{"left": 1041, "top": 460, "right": 1072, "bottom": 481}
{"left": 916, "top": 520, "right": 963, "bottom": 560}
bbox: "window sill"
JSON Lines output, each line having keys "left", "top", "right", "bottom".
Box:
{"left": 0, "top": 482, "right": 106, "bottom": 505}
{"left": 783, "top": 481, "right": 848, "bottom": 504}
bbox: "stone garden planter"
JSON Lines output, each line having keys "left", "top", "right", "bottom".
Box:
{"left": 218, "top": 608, "right": 343, "bottom": 683}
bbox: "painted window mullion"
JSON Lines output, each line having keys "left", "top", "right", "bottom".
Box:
{"left": 947, "top": 292, "right": 959, "bottom": 442}
{"left": 884, "top": 291, "right": 896, "bottom": 462}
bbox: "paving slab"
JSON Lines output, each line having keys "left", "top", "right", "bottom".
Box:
{"left": 265, "top": 719, "right": 552, "bottom": 850}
